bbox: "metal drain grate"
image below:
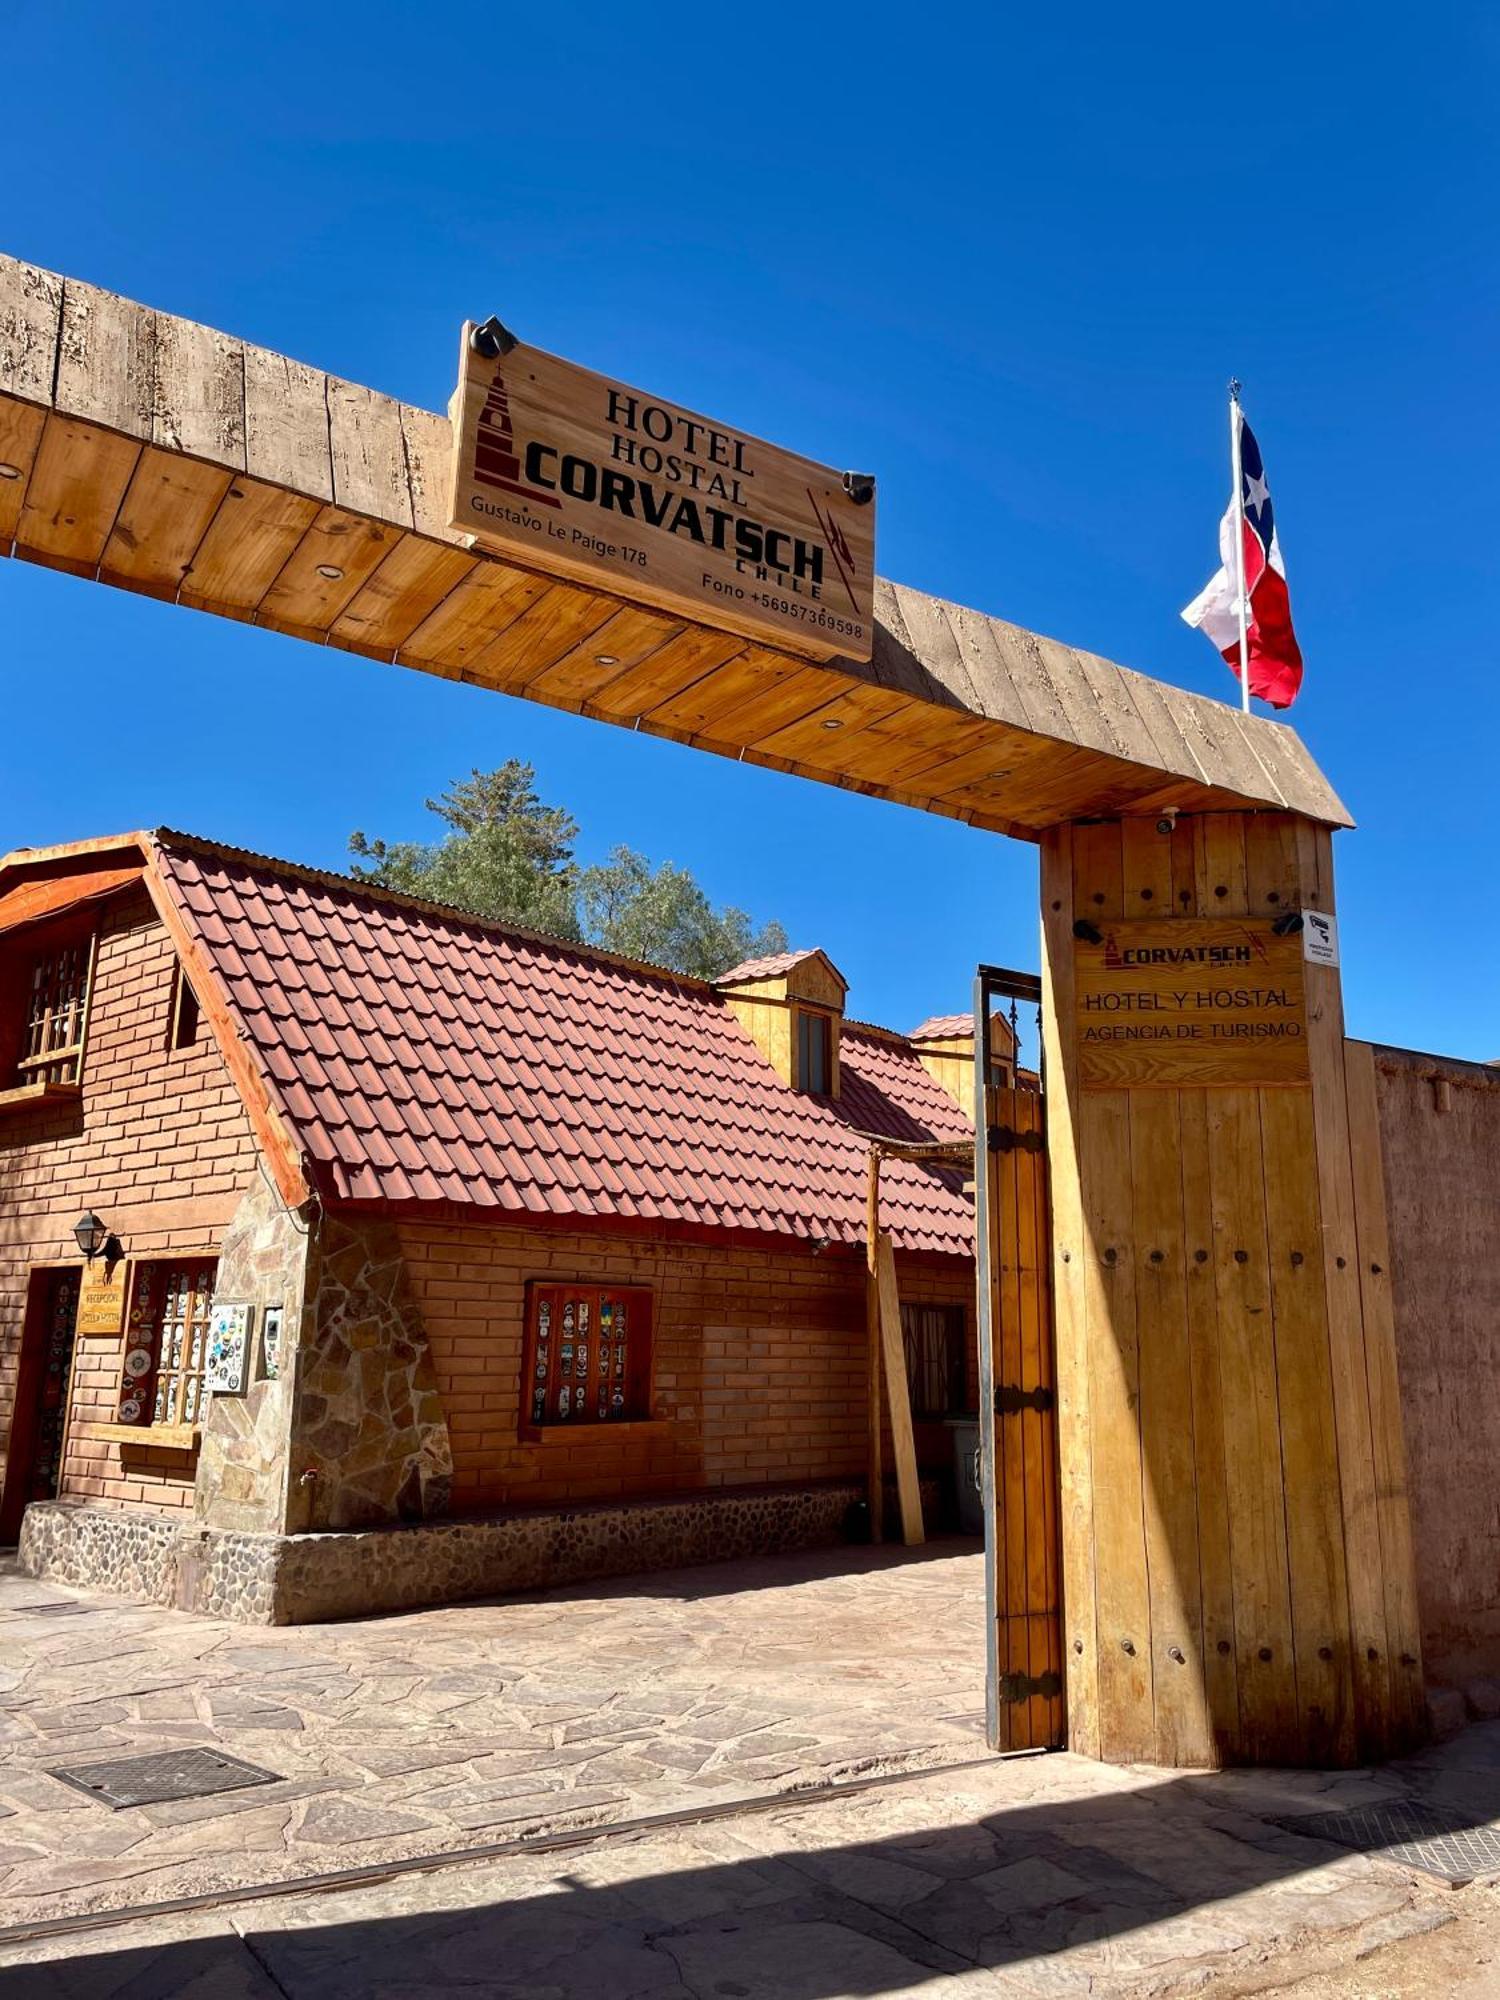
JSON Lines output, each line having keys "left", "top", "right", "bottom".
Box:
{"left": 50, "top": 1747, "right": 282, "bottom": 1811}
{"left": 1275, "top": 1799, "right": 1500, "bottom": 1885}
{"left": 12, "top": 1601, "right": 91, "bottom": 1617}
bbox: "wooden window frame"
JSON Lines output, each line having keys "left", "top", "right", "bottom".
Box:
{"left": 795, "top": 1006, "right": 834, "bottom": 1096}
{"left": 519, "top": 1282, "right": 654, "bottom": 1437}
{"left": 114, "top": 1258, "right": 218, "bottom": 1442}
{"left": 901, "top": 1299, "right": 969, "bottom": 1420}
{"left": 5, "top": 928, "right": 97, "bottom": 1094}
{"left": 168, "top": 961, "right": 201, "bottom": 1053}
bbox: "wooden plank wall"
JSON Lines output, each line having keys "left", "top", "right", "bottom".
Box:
{"left": 1040, "top": 809, "right": 1425, "bottom": 1767}
{"left": 0, "top": 254, "right": 1352, "bottom": 839}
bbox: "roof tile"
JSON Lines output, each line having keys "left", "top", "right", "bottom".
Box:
{"left": 152, "top": 838, "right": 975, "bottom": 1256}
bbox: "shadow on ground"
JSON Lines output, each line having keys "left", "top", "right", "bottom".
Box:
{"left": 10, "top": 1743, "right": 1500, "bottom": 1999}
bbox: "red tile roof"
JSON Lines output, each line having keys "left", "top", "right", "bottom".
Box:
{"left": 147, "top": 834, "right": 974, "bottom": 1258}
{"left": 714, "top": 947, "right": 845, "bottom": 988}
{"left": 909, "top": 1012, "right": 974, "bottom": 1042}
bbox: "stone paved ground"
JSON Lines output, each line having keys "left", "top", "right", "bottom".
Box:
{"left": 0, "top": 1746, "right": 1480, "bottom": 1997}
{"left": 3, "top": 1542, "right": 1500, "bottom": 1996}
{"left": 0, "top": 1538, "right": 990, "bottom": 1924}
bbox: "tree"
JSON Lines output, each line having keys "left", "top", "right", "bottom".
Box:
{"left": 349, "top": 765, "right": 581, "bottom": 941}
{"left": 348, "top": 762, "right": 787, "bottom": 978}
{"left": 580, "top": 847, "right": 787, "bottom": 979}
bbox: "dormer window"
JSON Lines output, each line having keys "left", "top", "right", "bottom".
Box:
{"left": 11, "top": 936, "right": 93, "bottom": 1090}
{"left": 796, "top": 1008, "right": 833, "bottom": 1096}
{"left": 715, "top": 948, "right": 847, "bottom": 1100}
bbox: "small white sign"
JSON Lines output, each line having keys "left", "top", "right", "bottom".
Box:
{"left": 1303, "top": 909, "right": 1339, "bottom": 968}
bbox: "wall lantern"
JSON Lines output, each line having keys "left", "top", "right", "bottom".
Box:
{"left": 73, "top": 1212, "right": 108, "bottom": 1260}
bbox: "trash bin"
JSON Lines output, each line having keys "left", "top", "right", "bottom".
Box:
{"left": 946, "top": 1416, "right": 983, "bottom": 1535}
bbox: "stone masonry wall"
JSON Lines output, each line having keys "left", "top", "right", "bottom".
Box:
{"left": 194, "top": 1167, "right": 314, "bottom": 1535}
{"left": 287, "top": 1210, "right": 454, "bottom": 1532}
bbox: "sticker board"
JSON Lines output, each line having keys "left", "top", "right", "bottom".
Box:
{"left": 76, "top": 1261, "right": 128, "bottom": 1339}
{"left": 1075, "top": 918, "right": 1309, "bottom": 1088}
{"left": 205, "top": 1303, "right": 253, "bottom": 1396}
{"left": 448, "top": 328, "right": 875, "bottom": 662}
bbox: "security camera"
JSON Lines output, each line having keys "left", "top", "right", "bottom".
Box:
{"left": 1155, "top": 808, "right": 1180, "bottom": 836}
{"left": 841, "top": 471, "right": 876, "bottom": 506}
{"left": 470, "top": 315, "right": 518, "bottom": 359}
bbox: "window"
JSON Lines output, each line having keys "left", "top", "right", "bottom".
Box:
{"left": 169, "top": 964, "right": 201, "bottom": 1051}
{"left": 902, "top": 1301, "right": 968, "bottom": 1419}
{"left": 521, "top": 1283, "right": 652, "bottom": 1431}
{"left": 116, "top": 1261, "right": 217, "bottom": 1432}
{"left": 14, "top": 938, "right": 93, "bottom": 1088}
{"left": 796, "top": 1008, "right": 832, "bottom": 1096}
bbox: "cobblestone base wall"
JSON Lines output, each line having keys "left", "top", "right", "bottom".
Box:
{"left": 17, "top": 1478, "right": 939, "bottom": 1625}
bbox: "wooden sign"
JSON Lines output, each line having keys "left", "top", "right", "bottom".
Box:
{"left": 76, "top": 1261, "right": 127, "bottom": 1339}
{"left": 448, "top": 328, "right": 875, "bottom": 662}
{"left": 1075, "top": 918, "right": 1309, "bottom": 1088}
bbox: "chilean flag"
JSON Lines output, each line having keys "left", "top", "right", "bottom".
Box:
{"left": 1182, "top": 405, "right": 1304, "bottom": 709}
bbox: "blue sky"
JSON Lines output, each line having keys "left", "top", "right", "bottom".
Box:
{"left": 2, "top": 4, "right": 1496, "bottom": 1057}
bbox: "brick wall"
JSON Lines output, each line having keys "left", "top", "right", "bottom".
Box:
{"left": 396, "top": 1219, "right": 974, "bottom": 1514}
{"left": 0, "top": 890, "right": 260, "bottom": 1517}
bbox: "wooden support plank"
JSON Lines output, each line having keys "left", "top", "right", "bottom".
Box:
{"left": 1343, "top": 1038, "right": 1426, "bottom": 1747}
{"left": 0, "top": 400, "right": 47, "bottom": 543}
{"left": 1129, "top": 1087, "right": 1213, "bottom": 1765}
{"left": 1041, "top": 825, "right": 1098, "bottom": 1759}
{"left": 55, "top": 280, "right": 154, "bottom": 438}
{"left": 866, "top": 1151, "right": 884, "bottom": 1545}
{"left": 15, "top": 413, "right": 140, "bottom": 577}
{"left": 1205, "top": 1087, "right": 1300, "bottom": 1761}
{"left": 1297, "top": 827, "right": 1393, "bottom": 1763}
{"left": 1119, "top": 812, "right": 1211, "bottom": 1763}
{"left": 0, "top": 259, "right": 63, "bottom": 405}
{"left": 101, "top": 448, "right": 233, "bottom": 600}
{"left": 466, "top": 583, "right": 620, "bottom": 692}
{"left": 874, "top": 1232, "right": 924, "bottom": 1546}
{"left": 641, "top": 642, "right": 805, "bottom": 735}
{"left": 243, "top": 343, "right": 333, "bottom": 501}
{"left": 398, "top": 405, "right": 461, "bottom": 545}
{"left": 588, "top": 627, "right": 747, "bottom": 724}
{"left": 1259, "top": 1087, "right": 1358, "bottom": 1766}
{"left": 327, "top": 374, "right": 414, "bottom": 528}
{"left": 330, "top": 535, "right": 478, "bottom": 658}
{"left": 257, "top": 504, "right": 397, "bottom": 637}
{"left": 1014, "top": 1086, "right": 1059, "bottom": 1747}
{"left": 179, "top": 477, "right": 322, "bottom": 617}
{"left": 398, "top": 560, "right": 551, "bottom": 674}
{"left": 1178, "top": 1090, "right": 1242, "bottom": 1760}
{"left": 151, "top": 312, "right": 246, "bottom": 466}
{"left": 525, "top": 603, "right": 685, "bottom": 706}
{"left": 996, "top": 1080, "right": 1030, "bottom": 1737}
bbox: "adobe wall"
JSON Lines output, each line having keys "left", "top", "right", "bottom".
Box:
{"left": 396, "top": 1218, "right": 974, "bottom": 1514}
{"left": 1376, "top": 1046, "right": 1500, "bottom": 1689}
{"left": 0, "top": 890, "right": 260, "bottom": 1516}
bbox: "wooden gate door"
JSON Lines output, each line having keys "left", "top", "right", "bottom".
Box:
{"left": 974, "top": 968, "right": 1065, "bottom": 1751}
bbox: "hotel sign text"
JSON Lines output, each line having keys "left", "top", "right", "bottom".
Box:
{"left": 448, "top": 327, "right": 875, "bottom": 662}
{"left": 1075, "top": 918, "right": 1310, "bottom": 1088}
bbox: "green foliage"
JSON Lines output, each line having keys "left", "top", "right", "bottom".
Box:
{"left": 349, "top": 761, "right": 787, "bottom": 978}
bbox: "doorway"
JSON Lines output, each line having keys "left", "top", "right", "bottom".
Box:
{"left": 1, "top": 1266, "right": 81, "bottom": 1543}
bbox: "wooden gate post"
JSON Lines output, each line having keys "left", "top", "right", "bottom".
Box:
{"left": 1039, "top": 811, "right": 1424, "bottom": 1769}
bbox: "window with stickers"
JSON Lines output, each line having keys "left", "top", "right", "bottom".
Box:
{"left": 520, "top": 1283, "right": 653, "bottom": 1432}
{"left": 116, "top": 1261, "right": 218, "bottom": 1432}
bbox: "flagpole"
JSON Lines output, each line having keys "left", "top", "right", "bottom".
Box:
{"left": 1228, "top": 378, "right": 1251, "bottom": 714}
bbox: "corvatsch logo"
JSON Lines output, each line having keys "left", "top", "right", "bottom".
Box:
{"left": 1102, "top": 927, "right": 1268, "bottom": 969}
{"left": 473, "top": 365, "right": 563, "bottom": 510}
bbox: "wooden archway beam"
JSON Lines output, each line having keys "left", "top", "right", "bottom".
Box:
{"left": 0, "top": 255, "right": 1350, "bottom": 840}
